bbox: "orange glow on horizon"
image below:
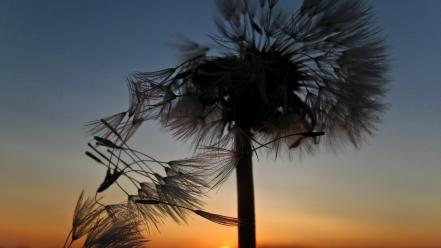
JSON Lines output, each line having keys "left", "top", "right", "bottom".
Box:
{"left": 1, "top": 185, "right": 441, "bottom": 248}
{"left": 219, "top": 245, "right": 232, "bottom": 248}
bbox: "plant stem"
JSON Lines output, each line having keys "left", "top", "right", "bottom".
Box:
{"left": 235, "top": 130, "right": 256, "bottom": 248}
{"left": 67, "top": 239, "right": 74, "bottom": 248}
{"left": 63, "top": 229, "right": 72, "bottom": 248}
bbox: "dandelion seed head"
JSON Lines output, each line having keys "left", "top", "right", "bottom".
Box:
{"left": 71, "top": 191, "right": 104, "bottom": 241}
{"left": 81, "top": 0, "right": 389, "bottom": 232}
{"left": 95, "top": 0, "right": 387, "bottom": 159}
{"left": 83, "top": 217, "right": 147, "bottom": 248}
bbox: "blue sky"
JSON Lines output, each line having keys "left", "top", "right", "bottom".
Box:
{"left": 0, "top": 1, "right": 440, "bottom": 247}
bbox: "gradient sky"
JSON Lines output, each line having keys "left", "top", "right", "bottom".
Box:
{"left": 1, "top": 1, "right": 440, "bottom": 247}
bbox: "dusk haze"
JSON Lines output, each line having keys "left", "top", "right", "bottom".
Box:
{"left": 0, "top": 1, "right": 440, "bottom": 248}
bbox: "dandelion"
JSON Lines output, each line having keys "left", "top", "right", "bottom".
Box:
{"left": 83, "top": 217, "right": 147, "bottom": 248}
{"left": 82, "top": 0, "right": 388, "bottom": 247}
{"left": 63, "top": 191, "right": 104, "bottom": 248}
{"left": 135, "top": 199, "right": 239, "bottom": 227}
{"left": 193, "top": 210, "right": 239, "bottom": 226}
{"left": 70, "top": 191, "right": 104, "bottom": 241}
{"left": 77, "top": 128, "right": 238, "bottom": 232}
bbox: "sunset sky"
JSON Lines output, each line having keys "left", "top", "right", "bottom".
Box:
{"left": 1, "top": 1, "right": 440, "bottom": 247}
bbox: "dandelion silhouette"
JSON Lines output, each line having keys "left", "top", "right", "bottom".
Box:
{"left": 67, "top": 0, "right": 388, "bottom": 247}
